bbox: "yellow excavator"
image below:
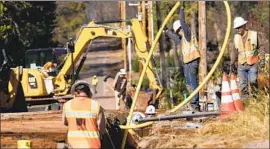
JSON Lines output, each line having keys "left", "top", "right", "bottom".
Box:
{"left": 0, "top": 18, "right": 163, "bottom": 112}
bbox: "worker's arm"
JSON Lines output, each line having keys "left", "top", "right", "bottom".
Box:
{"left": 257, "top": 35, "right": 266, "bottom": 63}
{"left": 166, "top": 29, "right": 181, "bottom": 43}
{"left": 62, "top": 105, "right": 68, "bottom": 126}
{"left": 97, "top": 106, "right": 106, "bottom": 135}
{"left": 113, "top": 73, "right": 120, "bottom": 90}
{"left": 179, "top": 6, "right": 191, "bottom": 42}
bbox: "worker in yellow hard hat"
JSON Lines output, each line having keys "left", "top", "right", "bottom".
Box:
{"left": 91, "top": 75, "right": 98, "bottom": 94}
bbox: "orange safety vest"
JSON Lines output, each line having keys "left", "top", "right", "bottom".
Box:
{"left": 63, "top": 98, "right": 101, "bottom": 149}
{"left": 234, "top": 30, "right": 259, "bottom": 65}
{"left": 181, "top": 32, "right": 200, "bottom": 63}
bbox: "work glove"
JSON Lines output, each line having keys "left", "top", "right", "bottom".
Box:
{"left": 222, "top": 64, "right": 230, "bottom": 75}
{"left": 230, "top": 63, "right": 237, "bottom": 74}
{"left": 259, "top": 59, "right": 265, "bottom": 68}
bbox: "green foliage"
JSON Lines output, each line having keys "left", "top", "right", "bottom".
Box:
{"left": 131, "top": 77, "right": 150, "bottom": 90}
{"left": 0, "top": 1, "right": 57, "bottom": 65}
{"left": 131, "top": 58, "right": 139, "bottom": 72}
{"left": 53, "top": 2, "right": 86, "bottom": 46}
{"left": 166, "top": 55, "right": 175, "bottom": 67}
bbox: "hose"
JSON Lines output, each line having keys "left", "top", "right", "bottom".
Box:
{"left": 119, "top": 1, "right": 231, "bottom": 130}
{"left": 120, "top": 2, "right": 181, "bottom": 148}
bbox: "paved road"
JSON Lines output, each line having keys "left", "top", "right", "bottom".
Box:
{"left": 79, "top": 48, "right": 124, "bottom": 110}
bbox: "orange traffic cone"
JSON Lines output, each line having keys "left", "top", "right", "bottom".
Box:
{"left": 220, "top": 73, "right": 236, "bottom": 120}
{"left": 230, "top": 73, "right": 244, "bottom": 112}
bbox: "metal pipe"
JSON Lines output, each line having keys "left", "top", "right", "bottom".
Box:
{"left": 136, "top": 112, "right": 220, "bottom": 123}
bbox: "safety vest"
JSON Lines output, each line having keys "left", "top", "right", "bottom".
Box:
{"left": 234, "top": 30, "right": 259, "bottom": 65}
{"left": 92, "top": 78, "right": 98, "bottom": 86}
{"left": 63, "top": 99, "right": 101, "bottom": 149}
{"left": 181, "top": 32, "right": 200, "bottom": 63}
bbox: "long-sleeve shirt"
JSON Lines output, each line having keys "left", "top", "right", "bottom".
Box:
{"left": 231, "top": 31, "right": 266, "bottom": 65}
{"left": 179, "top": 7, "right": 191, "bottom": 42}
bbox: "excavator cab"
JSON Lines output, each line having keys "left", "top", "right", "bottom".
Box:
{"left": 24, "top": 48, "right": 68, "bottom": 76}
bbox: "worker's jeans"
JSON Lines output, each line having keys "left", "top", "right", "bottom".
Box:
{"left": 183, "top": 59, "right": 200, "bottom": 109}
{"left": 238, "top": 63, "right": 258, "bottom": 100}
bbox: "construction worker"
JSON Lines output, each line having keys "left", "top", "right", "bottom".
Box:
{"left": 92, "top": 75, "right": 98, "bottom": 94}
{"left": 230, "top": 17, "right": 265, "bottom": 100}
{"left": 166, "top": 5, "right": 201, "bottom": 111}
{"left": 62, "top": 80, "right": 105, "bottom": 148}
{"left": 113, "top": 69, "right": 127, "bottom": 110}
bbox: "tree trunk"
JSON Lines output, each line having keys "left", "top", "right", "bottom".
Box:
{"left": 190, "top": 11, "right": 197, "bottom": 39}
{"left": 199, "top": 1, "right": 207, "bottom": 96}
{"left": 119, "top": 1, "right": 127, "bottom": 70}
{"left": 156, "top": 1, "right": 167, "bottom": 88}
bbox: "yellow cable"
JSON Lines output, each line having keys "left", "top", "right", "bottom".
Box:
{"left": 120, "top": 2, "right": 181, "bottom": 148}
{"left": 119, "top": 1, "right": 231, "bottom": 130}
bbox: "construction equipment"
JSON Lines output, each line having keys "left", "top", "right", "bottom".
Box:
{"left": 0, "top": 49, "right": 28, "bottom": 112}
{"left": 1, "top": 18, "right": 163, "bottom": 112}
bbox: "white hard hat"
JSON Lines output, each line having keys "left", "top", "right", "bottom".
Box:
{"left": 233, "top": 17, "right": 247, "bottom": 29}
{"left": 173, "top": 20, "right": 181, "bottom": 32}
{"left": 131, "top": 112, "right": 146, "bottom": 125}
{"left": 70, "top": 80, "right": 92, "bottom": 97}
{"left": 145, "top": 105, "right": 156, "bottom": 115}
{"left": 119, "top": 69, "right": 126, "bottom": 75}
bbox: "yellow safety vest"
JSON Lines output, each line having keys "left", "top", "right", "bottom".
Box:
{"left": 234, "top": 30, "right": 259, "bottom": 65}
{"left": 63, "top": 99, "right": 101, "bottom": 149}
{"left": 92, "top": 78, "right": 98, "bottom": 86}
{"left": 181, "top": 32, "right": 200, "bottom": 63}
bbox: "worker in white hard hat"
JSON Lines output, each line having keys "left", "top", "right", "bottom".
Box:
{"left": 165, "top": 4, "right": 200, "bottom": 112}
{"left": 230, "top": 16, "right": 265, "bottom": 100}
{"left": 113, "top": 69, "right": 127, "bottom": 110}
{"left": 62, "top": 80, "right": 105, "bottom": 148}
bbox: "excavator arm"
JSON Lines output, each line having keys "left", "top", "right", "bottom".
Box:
{"left": 54, "top": 19, "right": 163, "bottom": 100}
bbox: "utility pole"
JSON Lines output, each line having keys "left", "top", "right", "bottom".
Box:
{"left": 141, "top": 1, "right": 146, "bottom": 34}
{"left": 147, "top": 1, "right": 153, "bottom": 45}
{"left": 198, "top": 1, "right": 207, "bottom": 96}
{"left": 119, "top": 1, "right": 127, "bottom": 70}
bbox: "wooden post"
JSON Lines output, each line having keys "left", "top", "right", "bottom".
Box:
{"left": 120, "top": 1, "right": 127, "bottom": 70}
{"left": 142, "top": 1, "right": 146, "bottom": 34}
{"left": 198, "top": 1, "right": 207, "bottom": 96}
{"left": 147, "top": 1, "right": 153, "bottom": 45}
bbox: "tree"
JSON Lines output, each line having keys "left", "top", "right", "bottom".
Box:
{"left": 155, "top": 1, "right": 167, "bottom": 88}
{"left": 53, "top": 2, "right": 86, "bottom": 46}
{"left": 0, "top": 1, "right": 57, "bottom": 65}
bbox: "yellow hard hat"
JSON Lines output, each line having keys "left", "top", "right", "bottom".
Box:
{"left": 94, "top": 75, "right": 97, "bottom": 78}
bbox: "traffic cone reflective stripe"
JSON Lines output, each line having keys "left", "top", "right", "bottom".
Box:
{"left": 220, "top": 73, "right": 236, "bottom": 120}
{"left": 230, "top": 73, "right": 244, "bottom": 112}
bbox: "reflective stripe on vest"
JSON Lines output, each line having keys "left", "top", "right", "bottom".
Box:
{"left": 234, "top": 30, "right": 259, "bottom": 65}
{"left": 181, "top": 32, "right": 200, "bottom": 63}
{"left": 66, "top": 111, "right": 97, "bottom": 118}
{"left": 68, "top": 131, "right": 100, "bottom": 138}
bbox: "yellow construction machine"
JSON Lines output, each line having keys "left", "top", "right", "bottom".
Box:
{"left": 0, "top": 18, "right": 163, "bottom": 112}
